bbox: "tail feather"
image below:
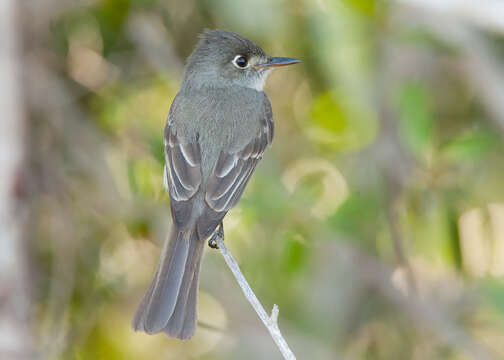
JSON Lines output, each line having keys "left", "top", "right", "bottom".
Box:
{"left": 164, "top": 238, "right": 203, "bottom": 338}
{"left": 132, "top": 227, "right": 204, "bottom": 339}
{"left": 144, "top": 232, "right": 190, "bottom": 333}
{"left": 131, "top": 266, "right": 158, "bottom": 333}
{"left": 179, "top": 269, "right": 200, "bottom": 339}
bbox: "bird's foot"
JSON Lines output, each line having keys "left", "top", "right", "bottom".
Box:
{"left": 208, "top": 223, "right": 224, "bottom": 249}
{"left": 208, "top": 237, "right": 219, "bottom": 249}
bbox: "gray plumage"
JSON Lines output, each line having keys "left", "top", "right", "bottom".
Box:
{"left": 132, "top": 29, "right": 299, "bottom": 340}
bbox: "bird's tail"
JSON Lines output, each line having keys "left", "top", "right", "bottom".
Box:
{"left": 132, "top": 227, "right": 204, "bottom": 340}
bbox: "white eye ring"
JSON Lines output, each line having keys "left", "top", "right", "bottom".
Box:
{"left": 232, "top": 55, "right": 249, "bottom": 69}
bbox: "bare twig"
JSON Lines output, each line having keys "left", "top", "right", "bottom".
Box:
{"left": 216, "top": 237, "right": 296, "bottom": 360}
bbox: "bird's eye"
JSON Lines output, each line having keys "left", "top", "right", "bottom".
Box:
{"left": 232, "top": 55, "right": 248, "bottom": 69}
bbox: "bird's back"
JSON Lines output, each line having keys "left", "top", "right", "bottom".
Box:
{"left": 167, "top": 84, "right": 270, "bottom": 182}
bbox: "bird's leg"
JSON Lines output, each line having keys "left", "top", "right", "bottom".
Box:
{"left": 208, "top": 222, "right": 224, "bottom": 249}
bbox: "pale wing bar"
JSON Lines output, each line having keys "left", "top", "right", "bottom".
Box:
{"left": 165, "top": 126, "right": 202, "bottom": 202}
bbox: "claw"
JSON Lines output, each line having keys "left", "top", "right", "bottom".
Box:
{"left": 208, "top": 222, "right": 224, "bottom": 249}
{"left": 208, "top": 236, "right": 219, "bottom": 249}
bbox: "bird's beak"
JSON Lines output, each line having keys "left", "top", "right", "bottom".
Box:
{"left": 255, "top": 57, "right": 301, "bottom": 68}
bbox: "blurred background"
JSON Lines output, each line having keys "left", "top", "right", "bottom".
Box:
{"left": 3, "top": 0, "right": 504, "bottom": 359}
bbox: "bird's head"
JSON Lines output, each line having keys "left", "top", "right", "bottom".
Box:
{"left": 183, "top": 29, "right": 300, "bottom": 91}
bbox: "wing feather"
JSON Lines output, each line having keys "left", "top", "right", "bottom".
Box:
{"left": 164, "top": 125, "right": 202, "bottom": 215}
{"left": 165, "top": 94, "right": 273, "bottom": 235}
{"left": 204, "top": 96, "right": 273, "bottom": 213}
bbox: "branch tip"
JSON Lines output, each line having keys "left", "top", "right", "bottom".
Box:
{"left": 270, "top": 304, "right": 279, "bottom": 323}
{"left": 216, "top": 239, "right": 296, "bottom": 360}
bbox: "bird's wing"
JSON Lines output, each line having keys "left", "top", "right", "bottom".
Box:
{"left": 204, "top": 96, "right": 273, "bottom": 213}
{"left": 164, "top": 124, "right": 202, "bottom": 229}
{"left": 165, "top": 93, "right": 273, "bottom": 237}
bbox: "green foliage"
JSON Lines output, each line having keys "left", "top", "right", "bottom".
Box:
{"left": 481, "top": 279, "right": 504, "bottom": 317}
{"left": 328, "top": 192, "right": 383, "bottom": 248}
{"left": 395, "top": 82, "right": 435, "bottom": 159}
{"left": 442, "top": 128, "right": 499, "bottom": 161}
{"left": 342, "top": 0, "right": 375, "bottom": 16}
{"left": 127, "top": 157, "right": 163, "bottom": 197}
{"left": 309, "top": 91, "right": 377, "bottom": 152}
{"left": 280, "top": 230, "right": 308, "bottom": 275}
{"left": 33, "top": 0, "right": 504, "bottom": 359}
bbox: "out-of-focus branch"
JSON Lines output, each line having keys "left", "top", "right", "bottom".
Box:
{"left": 216, "top": 237, "right": 297, "bottom": 360}
{"left": 0, "top": 0, "right": 36, "bottom": 358}
{"left": 24, "top": 57, "right": 121, "bottom": 359}
{"left": 384, "top": 190, "right": 418, "bottom": 294}
{"left": 126, "top": 13, "right": 184, "bottom": 75}
{"left": 335, "top": 245, "right": 498, "bottom": 360}
{"left": 374, "top": 36, "right": 418, "bottom": 295}
{"left": 396, "top": 0, "right": 504, "bottom": 35}
{"left": 395, "top": 1, "right": 504, "bottom": 135}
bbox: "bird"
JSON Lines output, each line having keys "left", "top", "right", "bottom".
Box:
{"left": 132, "top": 29, "right": 300, "bottom": 340}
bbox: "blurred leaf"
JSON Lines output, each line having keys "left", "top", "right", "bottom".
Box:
{"left": 481, "top": 279, "right": 504, "bottom": 316}
{"left": 395, "top": 82, "right": 435, "bottom": 159}
{"left": 311, "top": 92, "right": 347, "bottom": 133}
{"left": 287, "top": 171, "right": 325, "bottom": 211}
{"left": 92, "top": 77, "right": 174, "bottom": 138}
{"left": 328, "top": 192, "right": 383, "bottom": 247}
{"left": 442, "top": 128, "right": 499, "bottom": 161}
{"left": 145, "top": 130, "right": 165, "bottom": 164}
{"left": 342, "top": 0, "right": 374, "bottom": 16}
{"left": 308, "top": 91, "right": 377, "bottom": 152}
{"left": 75, "top": 324, "right": 127, "bottom": 360}
{"left": 281, "top": 231, "right": 308, "bottom": 275}
{"left": 405, "top": 193, "right": 458, "bottom": 266}
{"left": 126, "top": 218, "right": 150, "bottom": 238}
{"left": 51, "top": 11, "right": 100, "bottom": 55}
{"left": 93, "top": 0, "right": 131, "bottom": 53}
{"left": 127, "top": 158, "right": 163, "bottom": 197}
{"left": 240, "top": 174, "right": 289, "bottom": 223}
{"left": 396, "top": 29, "right": 459, "bottom": 54}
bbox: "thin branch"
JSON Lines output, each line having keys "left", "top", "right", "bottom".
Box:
{"left": 373, "top": 36, "right": 418, "bottom": 295}
{"left": 385, "top": 190, "right": 418, "bottom": 295}
{"left": 216, "top": 237, "right": 296, "bottom": 360}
